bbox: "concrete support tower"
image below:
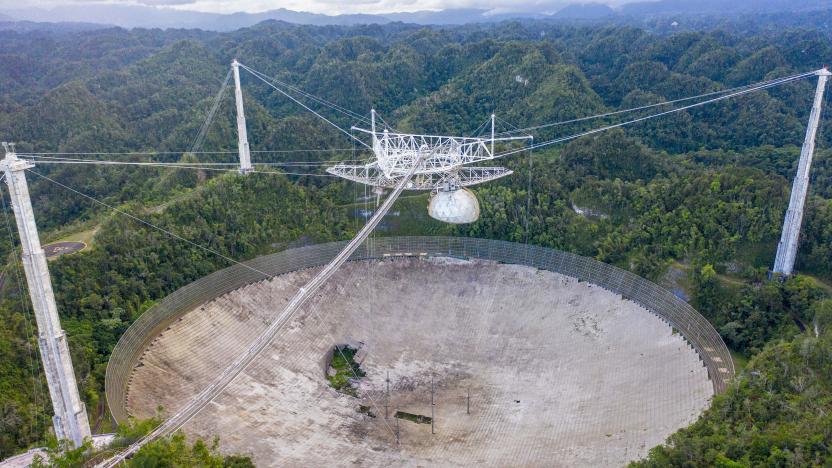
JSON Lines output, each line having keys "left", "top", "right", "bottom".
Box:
{"left": 0, "top": 145, "right": 91, "bottom": 447}
{"left": 773, "top": 67, "right": 831, "bottom": 276}
{"left": 232, "top": 59, "right": 253, "bottom": 174}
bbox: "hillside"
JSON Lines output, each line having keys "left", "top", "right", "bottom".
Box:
{"left": 0, "top": 19, "right": 831, "bottom": 466}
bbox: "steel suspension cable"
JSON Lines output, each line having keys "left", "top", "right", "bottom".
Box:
{"left": 495, "top": 69, "right": 818, "bottom": 137}
{"left": 20, "top": 158, "right": 338, "bottom": 177}
{"left": 495, "top": 115, "right": 520, "bottom": 131}
{"left": 374, "top": 112, "right": 398, "bottom": 133}
{"left": 22, "top": 149, "right": 356, "bottom": 156}
{"left": 189, "top": 69, "right": 233, "bottom": 155}
{"left": 240, "top": 68, "right": 370, "bottom": 124}
{"left": 21, "top": 154, "right": 367, "bottom": 167}
{"left": 26, "top": 169, "right": 293, "bottom": 278}
{"left": 238, "top": 63, "right": 371, "bottom": 149}
{"left": 470, "top": 115, "right": 492, "bottom": 138}
{"left": 240, "top": 61, "right": 371, "bottom": 137}
{"left": 494, "top": 70, "right": 818, "bottom": 159}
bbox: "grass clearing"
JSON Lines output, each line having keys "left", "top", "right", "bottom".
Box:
{"left": 55, "top": 226, "right": 98, "bottom": 247}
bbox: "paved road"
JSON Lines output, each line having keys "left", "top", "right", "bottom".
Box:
{"left": 43, "top": 241, "right": 85, "bottom": 258}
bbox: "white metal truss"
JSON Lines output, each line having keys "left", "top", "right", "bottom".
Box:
{"left": 327, "top": 163, "right": 513, "bottom": 190}
{"left": 327, "top": 110, "right": 529, "bottom": 191}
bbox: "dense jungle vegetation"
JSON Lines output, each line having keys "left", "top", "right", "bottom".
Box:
{"left": 0, "top": 17, "right": 831, "bottom": 466}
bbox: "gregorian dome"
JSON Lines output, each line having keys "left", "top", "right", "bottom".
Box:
{"left": 427, "top": 188, "right": 481, "bottom": 223}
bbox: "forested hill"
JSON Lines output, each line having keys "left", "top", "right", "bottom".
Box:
{"left": 1, "top": 19, "right": 831, "bottom": 466}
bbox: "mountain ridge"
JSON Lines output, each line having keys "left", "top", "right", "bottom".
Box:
{"left": 4, "top": 0, "right": 832, "bottom": 31}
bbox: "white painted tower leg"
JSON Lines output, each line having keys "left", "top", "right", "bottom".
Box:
{"left": 232, "top": 59, "right": 253, "bottom": 175}
{"left": 772, "top": 67, "right": 831, "bottom": 276}
{"left": 0, "top": 146, "right": 91, "bottom": 447}
{"left": 491, "top": 113, "right": 495, "bottom": 156}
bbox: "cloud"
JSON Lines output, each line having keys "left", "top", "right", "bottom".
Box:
{"left": 136, "top": 0, "right": 197, "bottom": 5}
{"left": 0, "top": 0, "right": 198, "bottom": 7}
{"left": 1, "top": 0, "right": 627, "bottom": 16}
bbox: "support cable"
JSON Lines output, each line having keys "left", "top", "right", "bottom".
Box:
{"left": 374, "top": 112, "right": 398, "bottom": 133}
{"left": 238, "top": 63, "right": 372, "bottom": 149}
{"left": 470, "top": 116, "right": 492, "bottom": 138}
{"left": 241, "top": 70, "right": 370, "bottom": 124}
{"left": 495, "top": 115, "right": 520, "bottom": 131}
{"left": 22, "top": 149, "right": 356, "bottom": 156}
{"left": 22, "top": 154, "right": 367, "bottom": 167}
{"left": 495, "top": 70, "right": 818, "bottom": 137}
{"left": 189, "top": 69, "right": 232, "bottom": 155}
{"left": 20, "top": 158, "right": 338, "bottom": 177}
{"left": 240, "top": 62, "right": 371, "bottom": 146}
{"left": 494, "top": 71, "right": 817, "bottom": 159}
{"left": 26, "top": 169, "right": 281, "bottom": 279}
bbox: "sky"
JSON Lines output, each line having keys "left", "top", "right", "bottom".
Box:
{"left": 1, "top": 0, "right": 631, "bottom": 15}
